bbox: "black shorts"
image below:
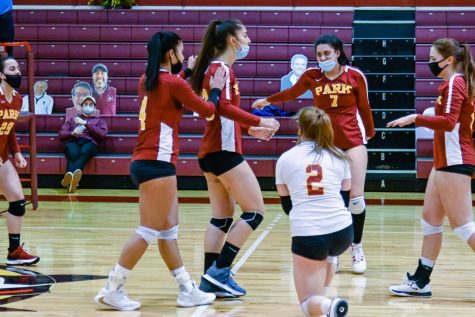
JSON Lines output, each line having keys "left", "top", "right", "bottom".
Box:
{"left": 291, "top": 225, "right": 354, "bottom": 261}
{"left": 198, "top": 151, "right": 244, "bottom": 176}
{"left": 436, "top": 164, "right": 475, "bottom": 177}
{"left": 130, "top": 160, "right": 176, "bottom": 187}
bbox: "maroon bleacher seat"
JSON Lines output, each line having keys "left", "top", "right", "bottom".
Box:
{"left": 415, "top": 98, "right": 436, "bottom": 114}
{"left": 416, "top": 158, "right": 433, "bottom": 178}
{"left": 47, "top": 10, "right": 78, "bottom": 24}
{"left": 415, "top": 44, "right": 430, "bottom": 61}
{"left": 38, "top": 60, "right": 69, "bottom": 76}
{"left": 198, "top": 10, "right": 231, "bottom": 24}
{"left": 136, "top": 10, "right": 169, "bottom": 25}
{"left": 108, "top": 10, "right": 139, "bottom": 25}
{"left": 77, "top": 10, "right": 107, "bottom": 24}
{"left": 169, "top": 11, "right": 200, "bottom": 25}
{"left": 37, "top": 25, "right": 69, "bottom": 41}
{"left": 415, "top": 79, "right": 441, "bottom": 97}
{"left": 252, "top": 79, "right": 280, "bottom": 95}
{"left": 416, "top": 27, "right": 448, "bottom": 43}
{"left": 282, "top": 99, "right": 308, "bottom": 113}
{"left": 260, "top": 11, "right": 292, "bottom": 25}
{"left": 256, "top": 61, "right": 288, "bottom": 77}
{"left": 100, "top": 25, "right": 132, "bottom": 42}
{"left": 415, "top": 11, "right": 447, "bottom": 26}
{"left": 243, "top": 137, "right": 277, "bottom": 155}
{"left": 320, "top": 27, "right": 352, "bottom": 42}
{"left": 118, "top": 96, "right": 139, "bottom": 113}
{"left": 448, "top": 26, "right": 475, "bottom": 43}
{"left": 16, "top": 10, "right": 47, "bottom": 24}
{"left": 416, "top": 139, "right": 433, "bottom": 157}
{"left": 276, "top": 137, "right": 298, "bottom": 155}
{"left": 447, "top": 12, "right": 475, "bottom": 26}
{"left": 289, "top": 26, "right": 321, "bottom": 43}
{"left": 232, "top": 11, "right": 261, "bottom": 25}
{"left": 322, "top": 11, "right": 353, "bottom": 26}
{"left": 131, "top": 26, "right": 161, "bottom": 42}
{"left": 69, "top": 25, "right": 101, "bottom": 41}
{"left": 256, "top": 44, "right": 288, "bottom": 60}
{"left": 234, "top": 61, "right": 257, "bottom": 77}
{"left": 69, "top": 43, "right": 99, "bottom": 59}
{"left": 278, "top": 117, "right": 298, "bottom": 134}
{"left": 14, "top": 25, "right": 38, "bottom": 41}
{"left": 36, "top": 43, "right": 68, "bottom": 59}
{"left": 100, "top": 43, "right": 131, "bottom": 59}
{"left": 415, "top": 62, "right": 431, "bottom": 78}
{"left": 291, "top": 11, "right": 323, "bottom": 26}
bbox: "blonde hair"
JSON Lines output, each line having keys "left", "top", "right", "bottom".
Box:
{"left": 296, "top": 107, "right": 349, "bottom": 162}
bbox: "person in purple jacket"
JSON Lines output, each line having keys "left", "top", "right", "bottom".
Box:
{"left": 59, "top": 96, "right": 108, "bottom": 193}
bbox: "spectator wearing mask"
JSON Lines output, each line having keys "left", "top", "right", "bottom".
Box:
{"left": 59, "top": 96, "right": 108, "bottom": 193}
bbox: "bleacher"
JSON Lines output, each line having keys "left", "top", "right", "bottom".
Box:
{"left": 12, "top": 8, "right": 354, "bottom": 178}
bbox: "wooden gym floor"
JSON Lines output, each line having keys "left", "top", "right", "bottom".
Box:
{"left": 0, "top": 190, "right": 474, "bottom": 316}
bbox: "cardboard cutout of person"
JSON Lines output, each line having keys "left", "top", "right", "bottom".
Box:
{"left": 91, "top": 63, "right": 117, "bottom": 115}
{"left": 21, "top": 80, "right": 54, "bottom": 114}
{"left": 280, "top": 54, "right": 312, "bottom": 99}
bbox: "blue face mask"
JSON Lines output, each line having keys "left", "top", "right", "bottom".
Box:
{"left": 82, "top": 106, "right": 95, "bottom": 116}
{"left": 319, "top": 60, "right": 337, "bottom": 72}
{"left": 236, "top": 44, "right": 250, "bottom": 60}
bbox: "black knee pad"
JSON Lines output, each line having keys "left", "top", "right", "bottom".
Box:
{"left": 210, "top": 217, "right": 233, "bottom": 233}
{"left": 8, "top": 199, "right": 26, "bottom": 217}
{"left": 240, "top": 212, "right": 264, "bottom": 230}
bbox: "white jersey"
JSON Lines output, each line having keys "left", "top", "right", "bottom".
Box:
{"left": 22, "top": 93, "right": 54, "bottom": 114}
{"left": 276, "top": 141, "right": 352, "bottom": 237}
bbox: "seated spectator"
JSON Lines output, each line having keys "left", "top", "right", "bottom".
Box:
{"left": 280, "top": 54, "right": 312, "bottom": 99}
{"left": 91, "top": 63, "right": 116, "bottom": 115}
{"left": 58, "top": 96, "right": 108, "bottom": 193}
{"left": 21, "top": 80, "right": 54, "bottom": 114}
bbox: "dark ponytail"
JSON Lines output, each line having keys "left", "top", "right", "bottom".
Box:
{"left": 460, "top": 44, "right": 475, "bottom": 97}
{"left": 314, "top": 34, "right": 350, "bottom": 66}
{"left": 144, "top": 31, "right": 182, "bottom": 92}
{"left": 190, "top": 19, "right": 244, "bottom": 93}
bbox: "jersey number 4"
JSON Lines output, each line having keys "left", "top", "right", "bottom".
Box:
{"left": 139, "top": 97, "right": 148, "bottom": 131}
{"left": 306, "top": 164, "right": 324, "bottom": 195}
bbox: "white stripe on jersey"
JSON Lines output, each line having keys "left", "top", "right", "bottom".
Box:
{"left": 157, "top": 122, "right": 173, "bottom": 162}
{"left": 347, "top": 66, "right": 370, "bottom": 105}
{"left": 220, "top": 117, "right": 236, "bottom": 152}
{"left": 211, "top": 61, "right": 231, "bottom": 100}
{"left": 356, "top": 111, "right": 367, "bottom": 144}
{"left": 445, "top": 122, "right": 463, "bottom": 166}
{"left": 445, "top": 74, "right": 461, "bottom": 113}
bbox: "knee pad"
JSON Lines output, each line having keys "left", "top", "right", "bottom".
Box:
{"left": 453, "top": 221, "right": 475, "bottom": 243}
{"left": 327, "top": 256, "right": 338, "bottom": 265}
{"left": 210, "top": 217, "right": 233, "bottom": 233}
{"left": 8, "top": 199, "right": 26, "bottom": 217}
{"left": 300, "top": 298, "right": 312, "bottom": 317}
{"left": 159, "top": 225, "right": 179, "bottom": 240}
{"left": 135, "top": 226, "right": 160, "bottom": 245}
{"left": 421, "top": 219, "right": 444, "bottom": 236}
{"left": 240, "top": 212, "right": 264, "bottom": 230}
{"left": 349, "top": 196, "right": 365, "bottom": 215}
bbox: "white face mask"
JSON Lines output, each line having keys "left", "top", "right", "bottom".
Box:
{"left": 319, "top": 60, "right": 337, "bottom": 72}
{"left": 82, "top": 106, "right": 95, "bottom": 115}
{"left": 236, "top": 44, "right": 250, "bottom": 60}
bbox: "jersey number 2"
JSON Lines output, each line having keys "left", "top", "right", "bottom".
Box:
{"left": 306, "top": 164, "right": 324, "bottom": 195}
{"left": 139, "top": 97, "right": 148, "bottom": 131}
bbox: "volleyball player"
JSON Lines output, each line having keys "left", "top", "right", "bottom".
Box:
{"left": 276, "top": 107, "right": 351, "bottom": 317}
{"left": 253, "top": 34, "right": 375, "bottom": 274}
{"left": 388, "top": 38, "right": 475, "bottom": 297}
{"left": 190, "top": 19, "right": 280, "bottom": 297}
{"left": 0, "top": 56, "right": 39, "bottom": 265}
{"left": 95, "top": 31, "right": 227, "bottom": 310}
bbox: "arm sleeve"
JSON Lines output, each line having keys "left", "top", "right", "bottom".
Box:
{"left": 8, "top": 130, "right": 20, "bottom": 155}
{"left": 173, "top": 78, "right": 217, "bottom": 118}
{"left": 354, "top": 71, "right": 375, "bottom": 138}
{"left": 267, "top": 70, "right": 312, "bottom": 104}
{"left": 85, "top": 119, "right": 108, "bottom": 143}
{"left": 58, "top": 119, "right": 73, "bottom": 141}
{"left": 280, "top": 195, "right": 292, "bottom": 215}
{"left": 415, "top": 79, "right": 465, "bottom": 132}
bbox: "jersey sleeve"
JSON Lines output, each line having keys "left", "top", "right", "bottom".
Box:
{"left": 7, "top": 129, "right": 20, "bottom": 154}
{"left": 275, "top": 156, "right": 285, "bottom": 185}
{"left": 172, "top": 78, "right": 216, "bottom": 118}
{"left": 267, "top": 70, "right": 312, "bottom": 104}
{"left": 353, "top": 69, "right": 375, "bottom": 138}
{"left": 415, "top": 77, "right": 466, "bottom": 131}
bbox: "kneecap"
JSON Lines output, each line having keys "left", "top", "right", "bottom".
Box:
{"left": 159, "top": 225, "right": 179, "bottom": 240}
{"left": 453, "top": 221, "right": 475, "bottom": 243}
{"left": 421, "top": 219, "right": 443, "bottom": 236}
{"left": 241, "top": 212, "right": 264, "bottom": 230}
{"left": 8, "top": 199, "right": 26, "bottom": 217}
{"left": 348, "top": 196, "right": 365, "bottom": 215}
{"left": 135, "top": 226, "right": 160, "bottom": 244}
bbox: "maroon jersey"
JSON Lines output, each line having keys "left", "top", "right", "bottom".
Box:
{"left": 0, "top": 87, "right": 21, "bottom": 162}
{"left": 132, "top": 70, "right": 217, "bottom": 165}
{"left": 267, "top": 66, "right": 375, "bottom": 150}
{"left": 415, "top": 74, "right": 475, "bottom": 169}
{"left": 198, "top": 61, "right": 261, "bottom": 158}
{"left": 92, "top": 85, "right": 116, "bottom": 116}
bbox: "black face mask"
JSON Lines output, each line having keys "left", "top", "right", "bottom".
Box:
{"left": 3, "top": 74, "right": 22, "bottom": 89}
{"left": 428, "top": 59, "right": 448, "bottom": 77}
{"left": 171, "top": 61, "right": 183, "bottom": 74}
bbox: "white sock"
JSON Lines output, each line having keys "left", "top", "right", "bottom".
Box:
{"left": 171, "top": 266, "right": 186, "bottom": 277}
{"left": 108, "top": 264, "right": 131, "bottom": 291}
{"left": 172, "top": 266, "right": 193, "bottom": 291}
{"left": 420, "top": 257, "right": 435, "bottom": 268}
{"left": 323, "top": 287, "right": 329, "bottom": 296}
{"left": 320, "top": 298, "right": 331, "bottom": 315}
